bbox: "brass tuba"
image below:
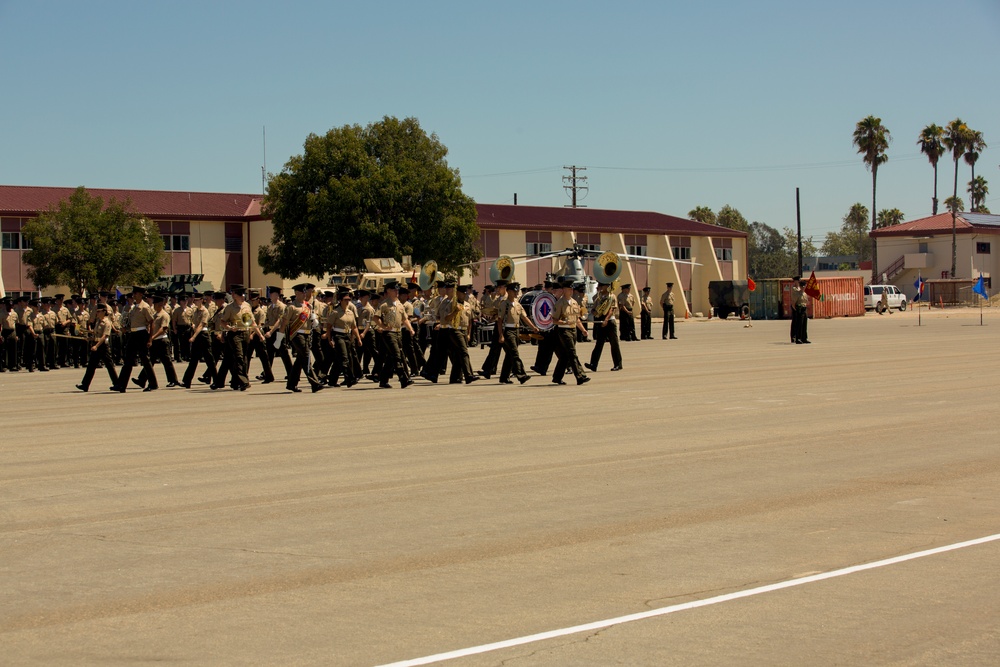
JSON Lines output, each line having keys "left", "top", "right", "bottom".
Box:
{"left": 417, "top": 260, "right": 438, "bottom": 292}
{"left": 489, "top": 255, "right": 515, "bottom": 284}
{"left": 594, "top": 251, "right": 623, "bottom": 285}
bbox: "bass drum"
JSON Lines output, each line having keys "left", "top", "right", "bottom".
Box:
{"left": 520, "top": 290, "right": 556, "bottom": 331}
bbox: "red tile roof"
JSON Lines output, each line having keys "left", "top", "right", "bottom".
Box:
{"left": 476, "top": 204, "right": 747, "bottom": 238}
{"left": 0, "top": 185, "right": 265, "bottom": 221}
{"left": 870, "top": 212, "right": 998, "bottom": 237}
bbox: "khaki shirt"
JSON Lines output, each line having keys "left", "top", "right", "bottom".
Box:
{"left": 498, "top": 298, "right": 527, "bottom": 327}
{"left": 554, "top": 296, "right": 581, "bottom": 328}
{"left": 190, "top": 305, "right": 210, "bottom": 333}
{"left": 265, "top": 301, "right": 286, "bottom": 328}
{"left": 358, "top": 302, "right": 375, "bottom": 332}
{"left": 2, "top": 308, "right": 16, "bottom": 330}
{"left": 55, "top": 305, "right": 72, "bottom": 325}
{"left": 128, "top": 301, "right": 155, "bottom": 330}
{"left": 151, "top": 309, "right": 171, "bottom": 338}
{"left": 76, "top": 308, "right": 91, "bottom": 331}
{"left": 281, "top": 300, "right": 313, "bottom": 336}
{"left": 328, "top": 304, "right": 357, "bottom": 332}
{"left": 376, "top": 300, "right": 406, "bottom": 331}
{"left": 660, "top": 290, "right": 675, "bottom": 308}
{"left": 220, "top": 301, "right": 253, "bottom": 331}
{"left": 18, "top": 307, "right": 34, "bottom": 328}
{"left": 793, "top": 285, "right": 809, "bottom": 308}
{"left": 93, "top": 317, "right": 114, "bottom": 345}
{"left": 641, "top": 295, "right": 652, "bottom": 313}
{"left": 617, "top": 292, "right": 635, "bottom": 318}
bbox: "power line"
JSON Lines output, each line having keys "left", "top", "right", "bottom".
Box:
{"left": 563, "top": 165, "right": 588, "bottom": 208}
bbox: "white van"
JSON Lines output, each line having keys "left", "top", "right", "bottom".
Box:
{"left": 864, "top": 284, "right": 907, "bottom": 313}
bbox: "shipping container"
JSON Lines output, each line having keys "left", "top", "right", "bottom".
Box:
{"left": 749, "top": 279, "right": 782, "bottom": 320}
{"left": 779, "top": 276, "right": 864, "bottom": 319}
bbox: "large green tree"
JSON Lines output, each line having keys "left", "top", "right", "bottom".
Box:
{"left": 747, "top": 221, "right": 811, "bottom": 278}
{"left": 821, "top": 203, "right": 871, "bottom": 260}
{"left": 853, "top": 116, "right": 890, "bottom": 283}
{"left": 943, "top": 118, "right": 971, "bottom": 277}
{"left": 21, "top": 186, "right": 164, "bottom": 295}
{"left": 917, "top": 123, "right": 946, "bottom": 215}
{"left": 259, "top": 116, "right": 481, "bottom": 278}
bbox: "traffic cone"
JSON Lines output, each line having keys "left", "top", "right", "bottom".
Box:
{"left": 685, "top": 310, "right": 690, "bottom": 319}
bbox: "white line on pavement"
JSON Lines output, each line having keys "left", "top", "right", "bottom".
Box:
{"left": 374, "top": 532, "right": 1000, "bottom": 667}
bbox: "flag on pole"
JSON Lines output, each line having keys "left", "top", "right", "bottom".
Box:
{"left": 804, "top": 271, "right": 821, "bottom": 300}
{"left": 913, "top": 276, "right": 925, "bottom": 301}
{"left": 972, "top": 276, "right": 988, "bottom": 300}
{"left": 748, "top": 277, "right": 756, "bottom": 292}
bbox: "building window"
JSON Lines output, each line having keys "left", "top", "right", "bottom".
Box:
{"left": 162, "top": 234, "right": 190, "bottom": 252}
{"left": 225, "top": 237, "right": 243, "bottom": 252}
{"left": 2, "top": 232, "right": 20, "bottom": 249}
{"left": 918, "top": 242, "right": 929, "bottom": 253}
{"left": 576, "top": 232, "right": 600, "bottom": 252}
{"left": 673, "top": 246, "right": 692, "bottom": 260}
{"left": 526, "top": 231, "right": 552, "bottom": 256}
{"left": 626, "top": 245, "right": 647, "bottom": 256}
{"left": 977, "top": 242, "right": 991, "bottom": 254}
{"left": 715, "top": 248, "right": 733, "bottom": 261}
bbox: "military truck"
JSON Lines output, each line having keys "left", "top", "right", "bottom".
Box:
{"left": 327, "top": 257, "right": 419, "bottom": 293}
{"left": 708, "top": 280, "right": 751, "bottom": 319}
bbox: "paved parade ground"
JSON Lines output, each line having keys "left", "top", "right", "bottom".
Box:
{"left": 2, "top": 308, "right": 999, "bottom": 666}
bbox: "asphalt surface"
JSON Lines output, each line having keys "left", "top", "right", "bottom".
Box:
{"left": 2, "top": 307, "right": 998, "bottom": 666}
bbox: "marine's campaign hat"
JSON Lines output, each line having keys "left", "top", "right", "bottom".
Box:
{"left": 267, "top": 286, "right": 283, "bottom": 294}
{"left": 455, "top": 285, "right": 469, "bottom": 294}
{"left": 642, "top": 286, "right": 651, "bottom": 292}
{"left": 357, "top": 289, "right": 370, "bottom": 298}
{"left": 621, "top": 283, "right": 632, "bottom": 289}
{"left": 508, "top": 282, "right": 520, "bottom": 291}
{"left": 383, "top": 280, "right": 399, "bottom": 290}
{"left": 292, "top": 284, "right": 307, "bottom": 293}
{"left": 53, "top": 294, "right": 65, "bottom": 300}
{"left": 40, "top": 297, "right": 53, "bottom": 305}
{"left": 666, "top": 282, "right": 673, "bottom": 287}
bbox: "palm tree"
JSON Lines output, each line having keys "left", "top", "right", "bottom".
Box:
{"left": 877, "top": 208, "right": 905, "bottom": 228}
{"left": 943, "top": 119, "right": 971, "bottom": 277}
{"left": 944, "top": 196, "right": 964, "bottom": 213}
{"left": 917, "top": 124, "right": 946, "bottom": 214}
{"left": 964, "top": 130, "right": 987, "bottom": 210}
{"left": 688, "top": 206, "right": 716, "bottom": 225}
{"left": 853, "top": 116, "right": 890, "bottom": 283}
{"left": 968, "top": 176, "right": 989, "bottom": 212}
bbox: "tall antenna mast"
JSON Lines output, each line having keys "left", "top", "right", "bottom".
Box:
{"left": 563, "top": 165, "right": 588, "bottom": 208}
{"left": 261, "top": 126, "right": 267, "bottom": 195}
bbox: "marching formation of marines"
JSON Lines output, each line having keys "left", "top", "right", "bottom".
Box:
{"left": 1, "top": 273, "right": 817, "bottom": 393}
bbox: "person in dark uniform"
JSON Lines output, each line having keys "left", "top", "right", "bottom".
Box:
{"left": 617, "top": 284, "right": 637, "bottom": 341}
{"left": 496, "top": 282, "right": 538, "bottom": 384}
{"left": 220, "top": 285, "right": 254, "bottom": 390}
{"left": 325, "top": 287, "right": 361, "bottom": 387}
{"left": 134, "top": 294, "right": 180, "bottom": 390}
{"left": 660, "top": 282, "right": 677, "bottom": 340}
{"left": 263, "top": 286, "right": 293, "bottom": 382}
{"left": 791, "top": 277, "right": 811, "bottom": 344}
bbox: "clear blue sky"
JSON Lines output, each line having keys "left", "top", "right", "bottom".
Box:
{"left": 2, "top": 0, "right": 997, "bottom": 242}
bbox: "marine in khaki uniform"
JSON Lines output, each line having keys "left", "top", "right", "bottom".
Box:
{"left": 445, "top": 285, "right": 478, "bottom": 384}
{"left": 639, "top": 286, "right": 653, "bottom": 339}
{"left": 53, "top": 294, "right": 72, "bottom": 366}
{"left": 496, "top": 281, "right": 538, "bottom": 384}
{"left": 181, "top": 293, "right": 218, "bottom": 388}
{"left": 1, "top": 298, "right": 17, "bottom": 372}
{"left": 219, "top": 285, "right": 255, "bottom": 390}
{"left": 477, "top": 282, "right": 506, "bottom": 379}
{"left": 616, "top": 284, "right": 637, "bottom": 342}
{"left": 550, "top": 278, "right": 590, "bottom": 385}
{"left": 586, "top": 283, "right": 622, "bottom": 372}
{"left": 281, "top": 283, "right": 324, "bottom": 393}
{"left": 75, "top": 303, "right": 119, "bottom": 392}
{"left": 114, "top": 286, "right": 158, "bottom": 392}
{"left": 373, "top": 281, "right": 414, "bottom": 389}
{"left": 357, "top": 290, "right": 377, "bottom": 376}
{"left": 325, "top": 287, "right": 361, "bottom": 387}
{"left": 660, "top": 282, "right": 677, "bottom": 340}
{"left": 263, "top": 287, "right": 293, "bottom": 380}
{"left": 134, "top": 294, "right": 180, "bottom": 390}
{"left": 18, "top": 297, "right": 37, "bottom": 371}
{"left": 790, "top": 277, "right": 811, "bottom": 344}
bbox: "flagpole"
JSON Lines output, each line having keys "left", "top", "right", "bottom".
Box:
{"left": 917, "top": 270, "right": 921, "bottom": 327}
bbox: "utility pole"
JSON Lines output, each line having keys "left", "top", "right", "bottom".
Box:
{"left": 563, "top": 165, "right": 588, "bottom": 208}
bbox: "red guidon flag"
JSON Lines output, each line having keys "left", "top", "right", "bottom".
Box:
{"left": 748, "top": 277, "right": 756, "bottom": 292}
{"left": 804, "top": 271, "right": 821, "bottom": 300}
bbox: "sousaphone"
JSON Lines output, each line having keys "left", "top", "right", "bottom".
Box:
{"left": 418, "top": 260, "right": 438, "bottom": 292}
{"left": 489, "top": 255, "right": 515, "bottom": 284}
{"left": 594, "top": 251, "right": 623, "bottom": 284}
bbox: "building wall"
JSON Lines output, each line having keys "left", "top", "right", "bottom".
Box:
{"left": 876, "top": 233, "right": 998, "bottom": 297}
